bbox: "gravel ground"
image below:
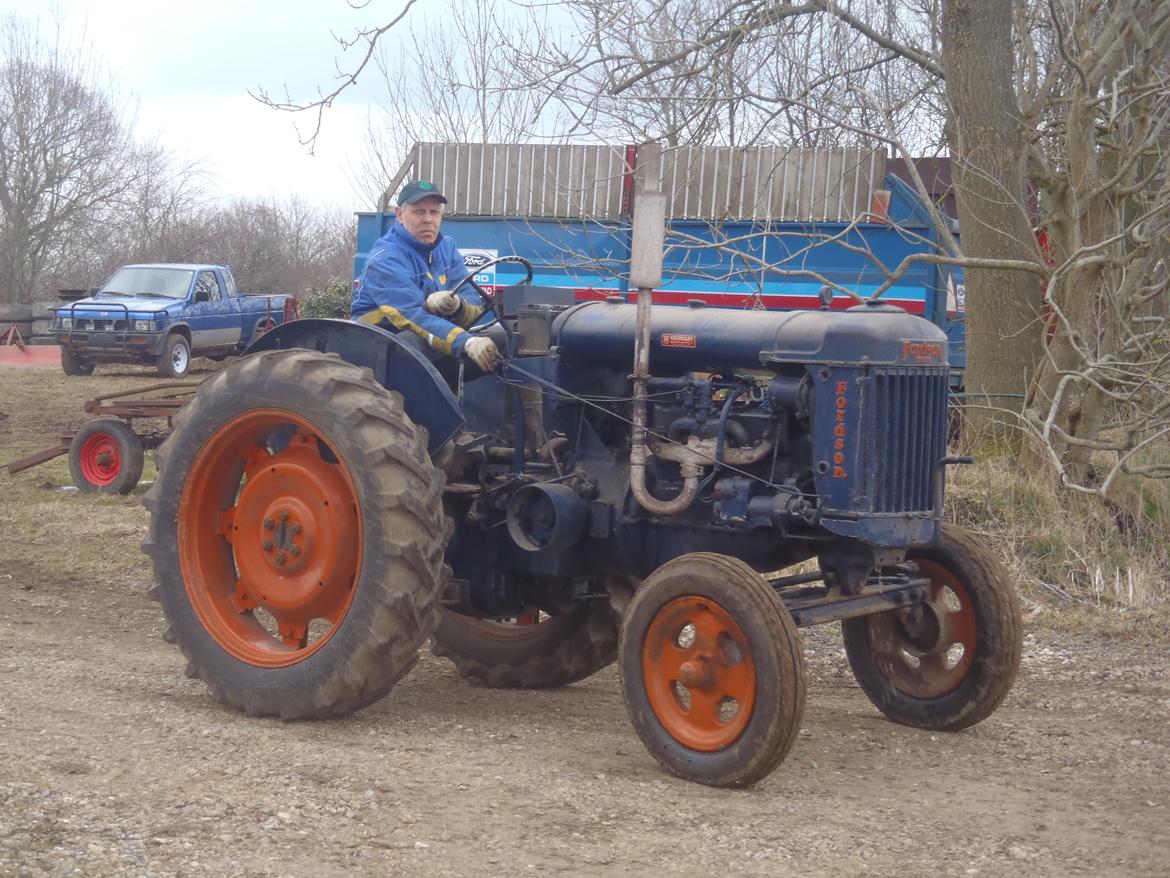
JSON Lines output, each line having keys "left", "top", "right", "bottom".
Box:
{"left": 1, "top": 364, "right": 1168, "bottom": 877}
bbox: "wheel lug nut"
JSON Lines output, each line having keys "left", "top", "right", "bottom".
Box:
{"left": 275, "top": 553, "right": 287, "bottom": 565}
{"left": 262, "top": 540, "right": 274, "bottom": 552}
{"left": 290, "top": 523, "right": 301, "bottom": 534}
{"left": 263, "top": 519, "right": 275, "bottom": 530}
{"left": 290, "top": 545, "right": 301, "bottom": 556}
{"left": 278, "top": 510, "right": 289, "bottom": 522}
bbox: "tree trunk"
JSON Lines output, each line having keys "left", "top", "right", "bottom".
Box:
{"left": 941, "top": 0, "right": 1045, "bottom": 446}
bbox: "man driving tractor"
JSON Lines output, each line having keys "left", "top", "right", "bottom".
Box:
{"left": 351, "top": 180, "right": 502, "bottom": 375}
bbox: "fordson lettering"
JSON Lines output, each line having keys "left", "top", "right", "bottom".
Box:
{"left": 834, "top": 380, "right": 848, "bottom": 478}
{"left": 901, "top": 340, "right": 944, "bottom": 365}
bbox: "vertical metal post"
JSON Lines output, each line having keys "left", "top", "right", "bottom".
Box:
{"left": 629, "top": 141, "right": 666, "bottom": 448}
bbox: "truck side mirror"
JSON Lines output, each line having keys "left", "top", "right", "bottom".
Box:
{"left": 194, "top": 290, "right": 210, "bottom": 304}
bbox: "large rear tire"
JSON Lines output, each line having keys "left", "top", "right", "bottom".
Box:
{"left": 432, "top": 597, "right": 619, "bottom": 688}
{"left": 142, "top": 349, "right": 451, "bottom": 718}
{"left": 619, "top": 553, "right": 806, "bottom": 788}
{"left": 841, "top": 523, "right": 1022, "bottom": 731}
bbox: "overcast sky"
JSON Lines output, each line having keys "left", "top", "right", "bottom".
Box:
{"left": 1, "top": 0, "right": 403, "bottom": 209}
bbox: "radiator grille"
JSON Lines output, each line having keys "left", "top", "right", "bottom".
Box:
{"left": 75, "top": 318, "right": 127, "bottom": 331}
{"left": 865, "top": 367, "right": 949, "bottom": 513}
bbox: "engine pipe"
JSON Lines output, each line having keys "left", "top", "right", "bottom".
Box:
{"left": 668, "top": 416, "right": 752, "bottom": 447}
{"left": 630, "top": 284, "right": 702, "bottom": 516}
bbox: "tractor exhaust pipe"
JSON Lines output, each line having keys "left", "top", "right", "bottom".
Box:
{"left": 631, "top": 281, "right": 701, "bottom": 515}
{"left": 627, "top": 148, "right": 697, "bottom": 515}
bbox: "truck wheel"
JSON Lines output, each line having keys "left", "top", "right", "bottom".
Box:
{"left": 142, "top": 350, "right": 451, "bottom": 719}
{"left": 157, "top": 333, "right": 191, "bottom": 378}
{"left": 68, "top": 418, "right": 144, "bottom": 494}
{"left": 619, "top": 553, "right": 806, "bottom": 788}
{"left": 61, "top": 347, "right": 95, "bottom": 376}
{"left": 841, "top": 523, "right": 1022, "bottom": 731}
{"left": 432, "top": 598, "right": 619, "bottom": 688}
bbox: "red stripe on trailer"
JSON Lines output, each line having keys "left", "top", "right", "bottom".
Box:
{"left": 575, "top": 288, "right": 614, "bottom": 301}
{"left": 0, "top": 345, "right": 62, "bottom": 368}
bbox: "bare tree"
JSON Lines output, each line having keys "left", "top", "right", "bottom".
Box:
{"left": 513, "top": 0, "right": 944, "bottom": 151}
{"left": 352, "top": 0, "right": 550, "bottom": 207}
{"left": 191, "top": 196, "right": 353, "bottom": 294}
{"left": 941, "top": 0, "right": 1046, "bottom": 437}
{"left": 1016, "top": 1, "right": 1170, "bottom": 493}
{"left": 0, "top": 16, "right": 154, "bottom": 304}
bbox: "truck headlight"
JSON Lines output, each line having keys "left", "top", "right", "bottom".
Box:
{"left": 134, "top": 320, "right": 152, "bottom": 331}
{"left": 60, "top": 317, "right": 72, "bottom": 329}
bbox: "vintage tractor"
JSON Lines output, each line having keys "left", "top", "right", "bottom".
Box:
{"left": 143, "top": 256, "right": 1021, "bottom": 788}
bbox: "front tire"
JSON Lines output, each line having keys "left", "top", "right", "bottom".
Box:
{"left": 841, "top": 523, "right": 1022, "bottom": 731}
{"left": 157, "top": 333, "right": 191, "bottom": 378}
{"left": 142, "top": 350, "right": 451, "bottom": 718}
{"left": 61, "top": 347, "right": 95, "bottom": 376}
{"left": 619, "top": 553, "right": 806, "bottom": 788}
{"left": 69, "top": 418, "right": 144, "bottom": 494}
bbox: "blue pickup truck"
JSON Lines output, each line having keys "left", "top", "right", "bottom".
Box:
{"left": 53, "top": 263, "right": 297, "bottom": 377}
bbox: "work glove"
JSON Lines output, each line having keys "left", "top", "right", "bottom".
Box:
{"left": 425, "top": 290, "right": 461, "bottom": 316}
{"left": 463, "top": 336, "right": 502, "bottom": 372}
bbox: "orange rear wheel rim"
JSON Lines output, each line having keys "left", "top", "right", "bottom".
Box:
{"left": 642, "top": 596, "right": 756, "bottom": 752}
{"left": 178, "top": 409, "right": 362, "bottom": 668}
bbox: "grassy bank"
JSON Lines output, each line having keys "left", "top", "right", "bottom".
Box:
{"left": 947, "top": 454, "right": 1170, "bottom": 638}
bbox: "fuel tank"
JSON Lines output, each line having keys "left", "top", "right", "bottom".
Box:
{"left": 551, "top": 299, "right": 948, "bottom": 371}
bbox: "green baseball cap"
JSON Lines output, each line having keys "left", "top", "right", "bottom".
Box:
{"left": 398, "top": 180, "right": 449, "bottom": 205}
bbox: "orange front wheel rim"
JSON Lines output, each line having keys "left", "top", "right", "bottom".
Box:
{"left": 642, "top": 596, "right": 757, "bottom": 752}
{"left": 866, "top": 559, "right": 977, "bottom": 698}
{"left": 178, "top": 409, "right": 362, "bottom": 668}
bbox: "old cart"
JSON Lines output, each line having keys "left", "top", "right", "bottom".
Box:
{"left": 4, "top": 381, "right": 199, "bottom": 494}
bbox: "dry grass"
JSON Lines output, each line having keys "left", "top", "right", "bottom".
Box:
{"left": 946, "top": 453, "right": 1170, "bottom": 638}
{"left": 0, "top": 364, "right": 169, "bottom": 591}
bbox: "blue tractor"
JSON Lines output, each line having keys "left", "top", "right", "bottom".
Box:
{"left": 143, "top": 257, "right": 1020, "bottom": 787}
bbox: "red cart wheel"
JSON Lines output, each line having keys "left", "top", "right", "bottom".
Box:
{"left": 68, "top": 419, "right": 144, "bottom": 494}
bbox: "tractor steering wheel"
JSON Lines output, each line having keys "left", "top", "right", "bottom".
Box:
{"left": 450, "top": 257, "right": 534, "bottom": 356}
{"left": 449, "top": 255, "right": 534, "bottom": 314}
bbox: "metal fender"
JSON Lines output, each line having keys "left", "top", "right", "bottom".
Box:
{"left": 161, "top": 322, "right": 192, "bottom": 354}
{"left": 243, "top": 318, "right": 464, "bottom": 454}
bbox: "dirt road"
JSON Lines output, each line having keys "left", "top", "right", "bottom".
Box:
{"left": 1, "top": 365, "right": 1168, "bottom": 877}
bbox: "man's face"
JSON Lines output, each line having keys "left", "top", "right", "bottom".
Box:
{"left": 396, "top": 196, "right": 445, "bottom": 244}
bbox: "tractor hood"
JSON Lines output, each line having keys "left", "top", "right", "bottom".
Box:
{"left": 551, "top": 300, "right": 948, "bottom": 372}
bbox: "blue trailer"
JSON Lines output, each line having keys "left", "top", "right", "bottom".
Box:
{"left": 355, "top": 172, "right": 965, "bottom": 387}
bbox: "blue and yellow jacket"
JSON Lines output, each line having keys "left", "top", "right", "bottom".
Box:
{"left": 351, "top": 223, "right": 484, "bottom": 354}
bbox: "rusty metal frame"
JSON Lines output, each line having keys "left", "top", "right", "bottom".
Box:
{"left": 4, "top": 380, "right": 200, "bottom": 476}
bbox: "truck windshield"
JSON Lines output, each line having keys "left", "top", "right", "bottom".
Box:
{"left": 99, "top": 267, "right": 195, "bottom": 298}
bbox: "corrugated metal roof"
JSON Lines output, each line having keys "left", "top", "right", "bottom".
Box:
{"left": 388, "top": 142, "right": 887, "bottom": 222}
